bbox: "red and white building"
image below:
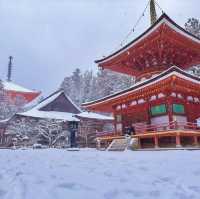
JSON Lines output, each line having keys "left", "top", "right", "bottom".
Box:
{"left": 82, "top": 13, "right": 200, "bottom": 149}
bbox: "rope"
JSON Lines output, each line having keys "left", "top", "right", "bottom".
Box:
{"left": 117, "top": 0, "right": 151, "bottom": 49}
{"left": 154, "top": 0, "right": 165, "bottom": 13}
{"left": 103, "top": 0, "right": 166, "bottom": 57}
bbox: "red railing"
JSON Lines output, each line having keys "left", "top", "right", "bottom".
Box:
{"left": 96, "top": 121, "right": 200, "bottom": 138}
{"left": 135, "top": 121, "right": 200, "bottom": 134}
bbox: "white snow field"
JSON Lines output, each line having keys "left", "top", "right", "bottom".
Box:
{"left": 0, "top": 149, "right": 200, "bottom": 199}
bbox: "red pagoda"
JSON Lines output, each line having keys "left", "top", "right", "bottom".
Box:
{"left": 82, "top": 1, "right": 200, "bottom": 149}
{"left": 2, "top": 56, "right": 40, "bottom": 103}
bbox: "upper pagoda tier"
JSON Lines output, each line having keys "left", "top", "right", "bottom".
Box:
{"left": 95, "top": 14, "right": 200, "bottom": 80}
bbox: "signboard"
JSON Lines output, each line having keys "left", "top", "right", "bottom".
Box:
{"left": 151, "top": 104, "right": 167, "bottom": 116}
{"left": 173, "top": 104, "right": 185, "bottom": 114}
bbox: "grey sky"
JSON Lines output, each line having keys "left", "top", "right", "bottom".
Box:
{"left": 0, "top": 0, "right": 199, "bottom": 95}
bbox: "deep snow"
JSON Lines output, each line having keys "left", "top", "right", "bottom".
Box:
{"left": 0, "top": 149, "right": 200, "bottom": 199}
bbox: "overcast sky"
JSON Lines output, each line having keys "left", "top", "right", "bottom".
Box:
{"left": 0, "top": 0, "right": 199, "bottom": 95}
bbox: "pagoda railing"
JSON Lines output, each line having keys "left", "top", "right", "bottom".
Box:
{"left": 96, "top": 121, "right": 200, "bottom": 138}
{"left": 135, "top": 121, "right": 200, "bottom": 134}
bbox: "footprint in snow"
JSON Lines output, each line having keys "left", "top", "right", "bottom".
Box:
{"left": 57, "top": 182, "right": 94, "bottom": 191}
{"left": 139, "top": 166, "right": 148, "bottom": 171}
{"left": 0, "top": 189, "right": 6, "bottom": 197}
{"left": 15, "top": 171, "right": 23, "bottom": 177}
{"left": 57, "top": 182, "right": 77, "bottom": 190}
{"left": 193, "top": 170, "right": 200, "bottom": 176}
{"left": 104, "top": 189, "right": 119, "bottom": 199}
{"left": 188, "top": 186, "right": 200, "bottom": 193}
{"left": 60, "top": 164, "right": 69, "bottom": 168}
{"left": 149, "top": 190, "right": 161, "bottom": 197}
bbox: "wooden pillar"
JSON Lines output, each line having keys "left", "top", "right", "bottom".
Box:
{"left": 154, "top": 135, "right": 159, "bottom": 148}
{"left": 96, "top": 138, "right": 101, "bottom": 150}
{"left": 176, "top": 133, "right": 181, "bottom": 147}
{"left": 194, "top": 136, "right": 198, "bottom": 147}
{"left": 137, "top": 138, "right": 141, "bottom": 149}
{"left": 167, "top": 98, "right": 173, "bottom": 123}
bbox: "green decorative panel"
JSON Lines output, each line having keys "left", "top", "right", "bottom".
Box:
{"left": 173, "top": 104, "right": 185, "bottom": 114}
{"left": 151, "top": 104, "right": 167, "bottom": 116}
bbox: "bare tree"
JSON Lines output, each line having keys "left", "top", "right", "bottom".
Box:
{"left": 36, "top": 119, "right": 65, "bottom": 147}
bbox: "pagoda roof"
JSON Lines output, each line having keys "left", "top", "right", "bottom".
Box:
{"left": 95, "top": 14, "right": 200, "bottom": 78}
{"left": 82, "top": 66, "right": 200, "bottom": 112}
{"left": 2, "top": 80, "right": 39, "bottom": 93}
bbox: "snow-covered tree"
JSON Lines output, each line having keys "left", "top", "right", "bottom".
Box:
{"left": 185, "top": 18, "right": 200, "bottom": 76}
{"left": 36, "top": 119, "right": 66, "bottom": 147}
{"left": 185, "top": 18, "right": 200, "bottom": 38}
{"left": 61, "top": 68, "right": 135, "bottom": 106}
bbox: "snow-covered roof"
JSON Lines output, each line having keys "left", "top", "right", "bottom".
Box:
{"left": 35, "top": 90, "right": 81, "bottom": 112}
{"left": 16, "top": 89, "right": 80, "bottom": 121}
{"left": 2, "top": 80, "right": 39, "bottom": 93}
{"left": 22, "top": 95, "right": 42, "bottom": 109}
{"left": 17, "top": 109, "right": 79, "bottom": 121}
{"left": 76, "top": 112, "right": 113, "bottom": 121}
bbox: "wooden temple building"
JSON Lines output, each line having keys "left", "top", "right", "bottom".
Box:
{"left": 82, "top": 1, "right": 200, "bottom": 149}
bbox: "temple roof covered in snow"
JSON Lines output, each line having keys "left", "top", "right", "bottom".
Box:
{"left": 17, "top": 90, "right": 114, "bottom": 122}
{"left": 2, "top": 81, "right": 38, "bottom": 93}
{"left": 95, "top": 14, "right": 200, "bottom": 79}
{"left": 2, "top": 80, "right": 40, "bottom": 103}
{"left": 76, "top": 112, "right": 113, "bottom": 121}
{"left": 17, "top": 90, "right": 81, "bottom": 121}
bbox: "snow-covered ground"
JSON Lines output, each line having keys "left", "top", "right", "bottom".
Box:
{"left": 0, "top": 149, "right": 200, "bottom": 199}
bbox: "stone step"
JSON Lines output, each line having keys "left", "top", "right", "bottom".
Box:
{"left": 107, "top": 138, "right": 129, "bottom": 151}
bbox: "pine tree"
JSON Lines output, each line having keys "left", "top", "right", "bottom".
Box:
{"left": 60, "top": 68, "right": 135, "bottom": 106}
{"left": 185, "top": 18, "right": 200, "bottom": 76}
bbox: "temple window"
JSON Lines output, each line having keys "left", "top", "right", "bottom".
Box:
{"left": 122, "top": 104, "right": 127, "bottom": 109}
{"left": 172, "top": 104, "right": 185, "bottom": 114}
{"left": 171, "top": 92, "right": 176, "bottom": 97}
{"left": 187, "top": 96, "right": 193, "bottom": 102}
{"left": 177, "top": 93, "right": 183, "bottom": 99}
{"left": 151, "top": 104, "right": 167, "bottom": 116}
{"left": 138, "top": 99, "right": 145, "bottom": 104}
{"left": 194, "top": 97, "right": 199, "bottom": 103}
{"left": 150, "top": 95, "right": 157, "bottom": 101}
{"left": 158, "top": 93, "right": 165, "bottom": 98}
{"left": 131, "top": 100, "right": 137, "bottom": 106}
{"left": 116, "top": 105, "right": 121, "bottom": 110}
